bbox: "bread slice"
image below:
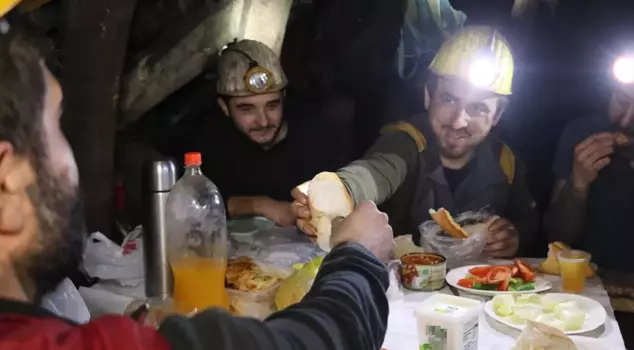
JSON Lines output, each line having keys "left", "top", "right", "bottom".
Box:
{"left": 616, "top": 132, "right": 629, "bottom": 146}
{"left": 428, "top": 208, "right": 469, "bottom": 239}
{"left": 539, "top": 242, "right": 595, "bottom": 278}
{"left": 512, "top": 321, "right": 577, "bottom": 350}
{"left": 307, "top": 172, "right": 354, "bottom": 252}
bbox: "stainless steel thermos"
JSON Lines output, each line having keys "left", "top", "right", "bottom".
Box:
{"left": 142, "top": 159, "right": 177, "bottom": 299}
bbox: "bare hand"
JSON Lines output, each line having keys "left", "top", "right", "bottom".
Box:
{"left": 484, "top": 217, "right": 519, "bottom": 258}
{"left": 572, "top": 132, "right": 617, "bottom": 191}
{"left": 262, "top": 199, "right": 297, "bottom": 227}
{"left": 290, "top": 183, "right": 316, "bottom": 235}
{"left": 330, "top": 201, "right": 394, "bottom": 262}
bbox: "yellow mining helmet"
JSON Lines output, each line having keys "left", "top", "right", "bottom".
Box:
{"left": 217, "top": 39, "right": 288, "bottom": 97}
{"left": 0, "top": 0, "right": 20, "bottom": 17}
{"left": 429, "top": 26, "right": 514, "bottom": 96}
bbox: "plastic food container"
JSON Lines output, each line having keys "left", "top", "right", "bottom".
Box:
{"left": 226, "top": 264, "right": 292, "bottom": 320}
{"left": 399, "top": 252, "right": 446, "bottom": 291}
{"left": 414, "top": 294, "right": 483, "bottom": 350}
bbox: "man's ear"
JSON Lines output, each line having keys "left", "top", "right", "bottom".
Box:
{"left": 424, "top": 85, "right": 431, "bottom": 110}
{"left": 217, "top": 97, "right": 230, "bottom": 117}
{"left": 0, "top": 142, "right": 16, "bottom": 190}
{"left": 0, "top": 142, "right": 34, "bottom": 235}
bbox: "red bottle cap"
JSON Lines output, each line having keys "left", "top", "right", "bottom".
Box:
{"left": 184, "top": 152, "right": 202, "bottom": 166}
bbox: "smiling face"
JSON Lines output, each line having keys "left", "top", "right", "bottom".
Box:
{"left": 426, "top": 77, "right": 505, "bottom": 160}
{"left": 218, "top": 92, "right": 284, "bottom": 146}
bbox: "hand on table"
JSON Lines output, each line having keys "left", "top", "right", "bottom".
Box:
{"left": 290, "top": 183, "right": 316, "bottom": 235}
{"left": 484, "top": 217, "right": 519, "bottom": 258}
{"left": 331, "top": 201, "right": 394, "bottom": 262}
{"left": 260, "top": 199, "right": 297, "bottom": 227}
{"left": 571, "top": 132, "right": 617, "bottom": 192}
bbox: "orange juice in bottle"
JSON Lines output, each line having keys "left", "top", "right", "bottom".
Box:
{"left": 171, "top": 257, "right": 229, "bottom": 313}
{"left": 557, "top": 250, "right": 590, "bottom": 294}
{"left": 165, "top": 152, "right": 229, "bottom": 314}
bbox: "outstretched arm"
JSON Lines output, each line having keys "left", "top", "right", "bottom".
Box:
{"left": 158, "top": 243, "right": 389, "bottom": 350}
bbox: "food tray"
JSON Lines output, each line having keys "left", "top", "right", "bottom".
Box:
{"left": 226, "top": 263, "right": 292, "bottom": 320}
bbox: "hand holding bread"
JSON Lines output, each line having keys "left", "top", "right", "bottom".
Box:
{"left": 330, "top": 201, "right": 394, "bottom": 262}
{"left": 291, "top": 172, "right": 354, "bottom": 251}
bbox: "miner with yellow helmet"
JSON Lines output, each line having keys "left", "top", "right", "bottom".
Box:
{"left": 170, "top": 39, "right": 348, "bottom": 227}
{"left": 291, "top": 26, "right": 538, "bottom": 258}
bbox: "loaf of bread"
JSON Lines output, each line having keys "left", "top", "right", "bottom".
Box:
{"left": 307, "top": 172, "right": 353, "bottom": 252}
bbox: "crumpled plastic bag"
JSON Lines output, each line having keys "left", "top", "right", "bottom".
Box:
{"left": 230, "top": 227, "right": 324, "bottom": 267}
{"left": 41, "top": 278, "right": 90, "bottom": 324}
{"left": 82, "top": 229, "right": 144, "bottom": 284}
{"left": 386, "top": 260, "right": 404, "bottom": 301}
{"left": 419, "top": 208, "right": 495, "bottom": 268}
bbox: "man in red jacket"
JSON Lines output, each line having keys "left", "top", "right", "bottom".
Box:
{"left": 0, "top": 27, "right": 394, "bottom": 350}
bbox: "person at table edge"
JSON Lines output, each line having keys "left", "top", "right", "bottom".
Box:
{"left": 544, "top": 53, "right": 634, "bottom": 274}
{"left": 126, "top": 39, "right": 350, "bottom": 228}
{"left": 292, "top": 26, "right": 538, "bottom": 258}
{"left": 0, "top": 19, "right": 391, "bottom": 350}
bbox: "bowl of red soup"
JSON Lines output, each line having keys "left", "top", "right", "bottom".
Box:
{"left": 399, "top": 252, "right": 446, "bottom": 291}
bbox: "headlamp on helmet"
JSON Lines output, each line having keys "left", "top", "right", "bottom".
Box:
{"left": 468, "top": 54, "right": 499, "bottom": 88}
{"left": 468, "top": 33, "right": 501, "bottom": 89}
{"left": 221, "top": 44, "right": 273, "bottom": 94}
{"left": 613, "top": 55, "right": 634, "bottom": 84}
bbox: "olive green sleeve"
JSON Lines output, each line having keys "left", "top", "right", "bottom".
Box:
{"left": 336, "top": 131, "right": 419, "bottom": 205}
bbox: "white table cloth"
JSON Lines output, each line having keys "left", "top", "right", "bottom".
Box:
{"left": 79, "top": 225, "right": 627, "bottom": 349}
{"left": 383, "top": 259, "right": 627, "bottom": 350}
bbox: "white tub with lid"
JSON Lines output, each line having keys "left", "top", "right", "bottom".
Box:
{"left": 414, "top": 294, "right": 483, "bottom": 350}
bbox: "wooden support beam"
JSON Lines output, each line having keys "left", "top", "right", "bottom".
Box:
{"left": 118, "top": 0, "right": 293, "bottom": 129}
{"left": 59, "top": 0, "right": 137, "bottom": 237}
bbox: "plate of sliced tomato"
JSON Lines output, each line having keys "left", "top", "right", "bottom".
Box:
{"left": 446, "top": 259, "right": 552, "bottom": 296}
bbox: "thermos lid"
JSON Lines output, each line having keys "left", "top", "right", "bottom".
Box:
{"left": 143, "top": 159, "right": 177, "bottom": 192}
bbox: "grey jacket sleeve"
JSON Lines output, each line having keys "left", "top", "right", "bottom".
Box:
{"left": 337, "top": 130, "right": 420, "bottom": 205}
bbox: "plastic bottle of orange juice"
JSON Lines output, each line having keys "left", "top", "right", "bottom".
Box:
{"left": 165, "top": 152, "right": 229, "bottom": 314}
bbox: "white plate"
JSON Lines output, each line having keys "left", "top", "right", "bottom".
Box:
{"left": 569, "top": 336, "right": 625, "bottom": 350}
{"left": 446, "top": 265, "right": 552, "bottom": 297}
{"left": 484, "top": 293, "right": 607, "bottom": 335}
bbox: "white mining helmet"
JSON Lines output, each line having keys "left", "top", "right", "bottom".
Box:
{"left": 217, "top": 39, "right": 288, "bottom": 97}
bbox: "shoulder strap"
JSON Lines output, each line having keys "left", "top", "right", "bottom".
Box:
{"left": 380, "top": 121, "right": 427, "bottom": 152}
{"left": 498, "top": 142, "right": 515, "bottom": 184}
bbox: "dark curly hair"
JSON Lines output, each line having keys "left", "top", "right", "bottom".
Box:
{"left": 0, "top": 32, "right": 46, "bottom": 161}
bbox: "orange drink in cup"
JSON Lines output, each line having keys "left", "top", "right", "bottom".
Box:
{"left": 557, "top": 250, "right": 591, "bottom": 293}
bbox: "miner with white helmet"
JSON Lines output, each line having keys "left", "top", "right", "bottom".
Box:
{"left": 216, "top": 39, "right": 289, "bottom": 145}
{"left": 292, "top": 26, "right": 539, "bottom": 258}
{"left": 191, "top": 39, "right": 347, "bottom": 226}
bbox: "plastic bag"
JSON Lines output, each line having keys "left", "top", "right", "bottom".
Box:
{"left": 386, "top": 260, "right": 404, "bottom": 301}
{"left": 419, "top": 208, "right": 494, "bottom": 268}
{"left": 41, "top": 278, "right": 91, "bottom": 324}
{"left": 230, "top": 227, "right": 324, "bottom": 267}
{"left": 82, "top": 230, "right": 144, "bottom": 283}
